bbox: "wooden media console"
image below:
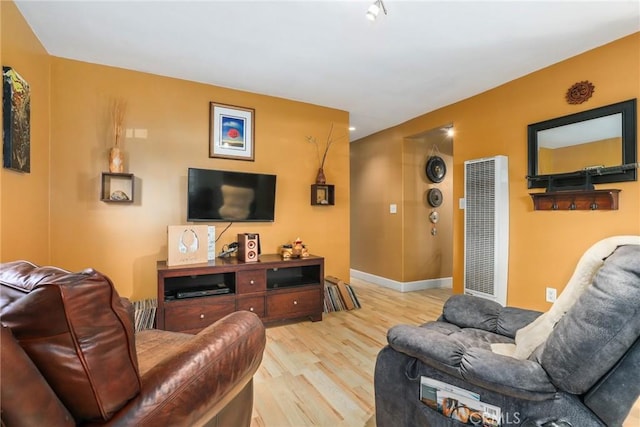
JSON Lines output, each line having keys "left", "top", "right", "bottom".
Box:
{"left": 156, "top": 254, "right": 324, "bottom": 333}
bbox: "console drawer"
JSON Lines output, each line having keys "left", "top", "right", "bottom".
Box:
{"left": 236, "top": 295, "right": 265, "bottom": 317}
{"left": 267, "top": 288, "right": 321, "bottom": 318}
{"left": 163, "top": 296, "right": 235, "bottom": 332}
{"left": 237, "top": 270, "right": 266, "bottom": 294}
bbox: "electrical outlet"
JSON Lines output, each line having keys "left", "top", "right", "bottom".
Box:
{"left": 545, "top": 287, "right": 557, "bottom": 303}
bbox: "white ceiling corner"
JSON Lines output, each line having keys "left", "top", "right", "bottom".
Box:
{"left": 14, "top": 0, "right": 640, "bottom": 141}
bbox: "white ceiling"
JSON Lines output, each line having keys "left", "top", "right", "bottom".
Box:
{"left": 15, "top": 0, "right": 640, "bottom": 141}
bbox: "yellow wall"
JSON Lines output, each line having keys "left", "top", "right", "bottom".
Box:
{"left": 539, "top": 137, "right": 621, "bottom": 174}
{"left": 352, "top": 33, "right": 639, "bottom": 311}
{"left": 351, "top": 127, "right": 453, "bottom": 284}
{"left": 49, "top": 58, "right": 350, "bottom": 299}
{"left": 1, "top": 1, "right": 349, "bottom": 299}
{"left": 2, "top": 0, "right": 637, "bottom": 309}
{"left": 0, "top": 1, "right": 51, "bottom": 264}
{"left": 402, "top": 134, "right": 453, "bottom": 282}
{"left": 350, "top": 128, "right": 404, "bottom": 280}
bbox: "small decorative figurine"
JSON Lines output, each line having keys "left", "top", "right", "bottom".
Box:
{"left": 281, "top": 237, "right": 309, "bottom": 259}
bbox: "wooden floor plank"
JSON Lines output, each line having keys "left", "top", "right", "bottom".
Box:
{"left": 251, "top": 278, "right": 640, "bottom": 426}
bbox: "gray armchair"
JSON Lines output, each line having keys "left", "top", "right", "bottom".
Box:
{"left": 375, "top": 242, "right": 640, "bottom": 426}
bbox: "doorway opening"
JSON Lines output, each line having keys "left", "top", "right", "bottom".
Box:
{"left": 402, "top": 124, "right": 453, "bottom": 285}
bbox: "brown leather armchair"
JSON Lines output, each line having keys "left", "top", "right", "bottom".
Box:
{"left": 0, "top": 261, "right": 266, "bottom": 427}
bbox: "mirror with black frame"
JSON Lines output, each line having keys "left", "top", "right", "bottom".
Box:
{"left": 527, "top": 99, "right": 637, "bottom": 190}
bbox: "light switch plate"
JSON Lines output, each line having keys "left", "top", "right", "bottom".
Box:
{"left": 545, "top": 287, "right": 557, "bottom": 303}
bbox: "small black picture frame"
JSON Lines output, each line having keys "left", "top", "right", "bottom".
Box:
{"left": 311, "top": 184, "right": 335, "bottom": 206}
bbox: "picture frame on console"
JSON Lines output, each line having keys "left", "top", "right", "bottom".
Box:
{"left": 209, "top": 102, "right": 255, "bottom": 161}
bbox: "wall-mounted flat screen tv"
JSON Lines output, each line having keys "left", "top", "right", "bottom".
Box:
{"left": 187, "top": 168, "right": 276, "bottom": 222}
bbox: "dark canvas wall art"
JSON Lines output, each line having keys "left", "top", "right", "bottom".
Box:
{"left": 3, "top": 66, "right": 31, "bottom": 173}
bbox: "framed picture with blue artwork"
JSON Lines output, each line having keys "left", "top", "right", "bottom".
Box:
{"left": 209, "top": 102, "right": 255, "bottom": 161}
{"left": 3, "top": 66, "right": 31, "bottom": 173}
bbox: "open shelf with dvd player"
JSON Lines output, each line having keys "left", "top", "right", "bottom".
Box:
{"left": 156, "top": 254, "right": 324, "bottom": 333}
{"left": 163, "top": 272, "right": 234, "bottom": 301}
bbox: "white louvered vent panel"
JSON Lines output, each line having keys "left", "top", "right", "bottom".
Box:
{"left": 464, "top": 156, "right": 509, "bottom": 306}
{"left": 465, "top": 161, "right": 496, "bottom": 296}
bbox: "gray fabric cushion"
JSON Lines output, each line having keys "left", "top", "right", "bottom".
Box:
{"left": 583, "top": 336, "right": 640, "bottom": 426}
{"left": 540, "top": 244, "right": 640, "bottom": 394}
{"left": 442, "top": 295, "right": 502, "bottom": 331}
{"left": 388, "top": 321, "right": 558, "bottom": 400}
{"left": 460, "top": 348, "right": 557, "bottom": 399}
{"left": 497, "top": 307, "right": 543, "bottom": 338}
{"left": 442, "top": 294, "right": 542, "bottom": 339}
{"left": 388, "top": 324, "right": 467, "bottom": 372}
{"left": 387, "top": 321, "right": 513, "bottom": 379}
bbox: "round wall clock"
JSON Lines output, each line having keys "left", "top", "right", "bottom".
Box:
{"left": 426, "top": 156, "right": 447, "bottom": 183}
{"left": 427, "top": 188, "right": 443, "bottom": 207}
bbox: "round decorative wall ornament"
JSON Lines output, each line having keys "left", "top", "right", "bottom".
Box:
{"left": 425, "top": 156, "right": 447, "bottom": 183}
{"left": 566, "top": 81, "right": 595, "bottom": 104}
{"left": 427, "top": 188, "right": 443, "bottom": 207}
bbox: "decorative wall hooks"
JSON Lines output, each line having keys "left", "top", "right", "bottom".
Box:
{"left": 530, "top": 189, "right": 620, "bottom": 211}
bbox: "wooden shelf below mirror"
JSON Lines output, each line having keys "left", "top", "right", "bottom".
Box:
{"left": 530, "top": 189, "right": 620, "bottom": 211}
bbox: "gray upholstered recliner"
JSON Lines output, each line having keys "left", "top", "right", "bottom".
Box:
{"left": 375, "top": 239, "right": 640, "bottom": 426}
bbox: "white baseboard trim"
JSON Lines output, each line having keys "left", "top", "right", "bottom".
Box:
{"left": 350, "top": 269, "right": 452, "bottom": 293}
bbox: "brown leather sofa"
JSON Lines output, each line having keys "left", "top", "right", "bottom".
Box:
{"left": 0, "top": 260, "right": 266, "bottom": 427}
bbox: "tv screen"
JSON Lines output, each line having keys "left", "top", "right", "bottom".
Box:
{"left": 187, "top": 168, "right": 276, "bottom": 222}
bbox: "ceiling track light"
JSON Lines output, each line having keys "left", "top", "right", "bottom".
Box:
{"left": 366, "top": 0, "right": 387, "bottom": 21}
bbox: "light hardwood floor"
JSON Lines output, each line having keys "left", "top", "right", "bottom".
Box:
{"left": 251, "top": 278, "right": 640, "bottom": 427}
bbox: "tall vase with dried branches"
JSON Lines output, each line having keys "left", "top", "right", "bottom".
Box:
{"left": 306, "top": 123, "right": 345, "bottom": 184}
{"left": 109, "top": 99, "right": 126, "bottom": 173}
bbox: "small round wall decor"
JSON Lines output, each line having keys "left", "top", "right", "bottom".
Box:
{"left": 566, "top": 81, "right": 595, "bottom": 104}
{"left": 427, "top": 188, "right": 443, "bottom": 207}
{"left": 426, "top": 156, "right": 447, "bottom": 183}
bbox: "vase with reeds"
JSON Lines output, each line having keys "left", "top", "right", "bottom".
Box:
{"left": 306, "top": 123, "right": 346, "bottom": 185}
{"left": 109, "top": 99, "right": 126, "bottom": 173}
